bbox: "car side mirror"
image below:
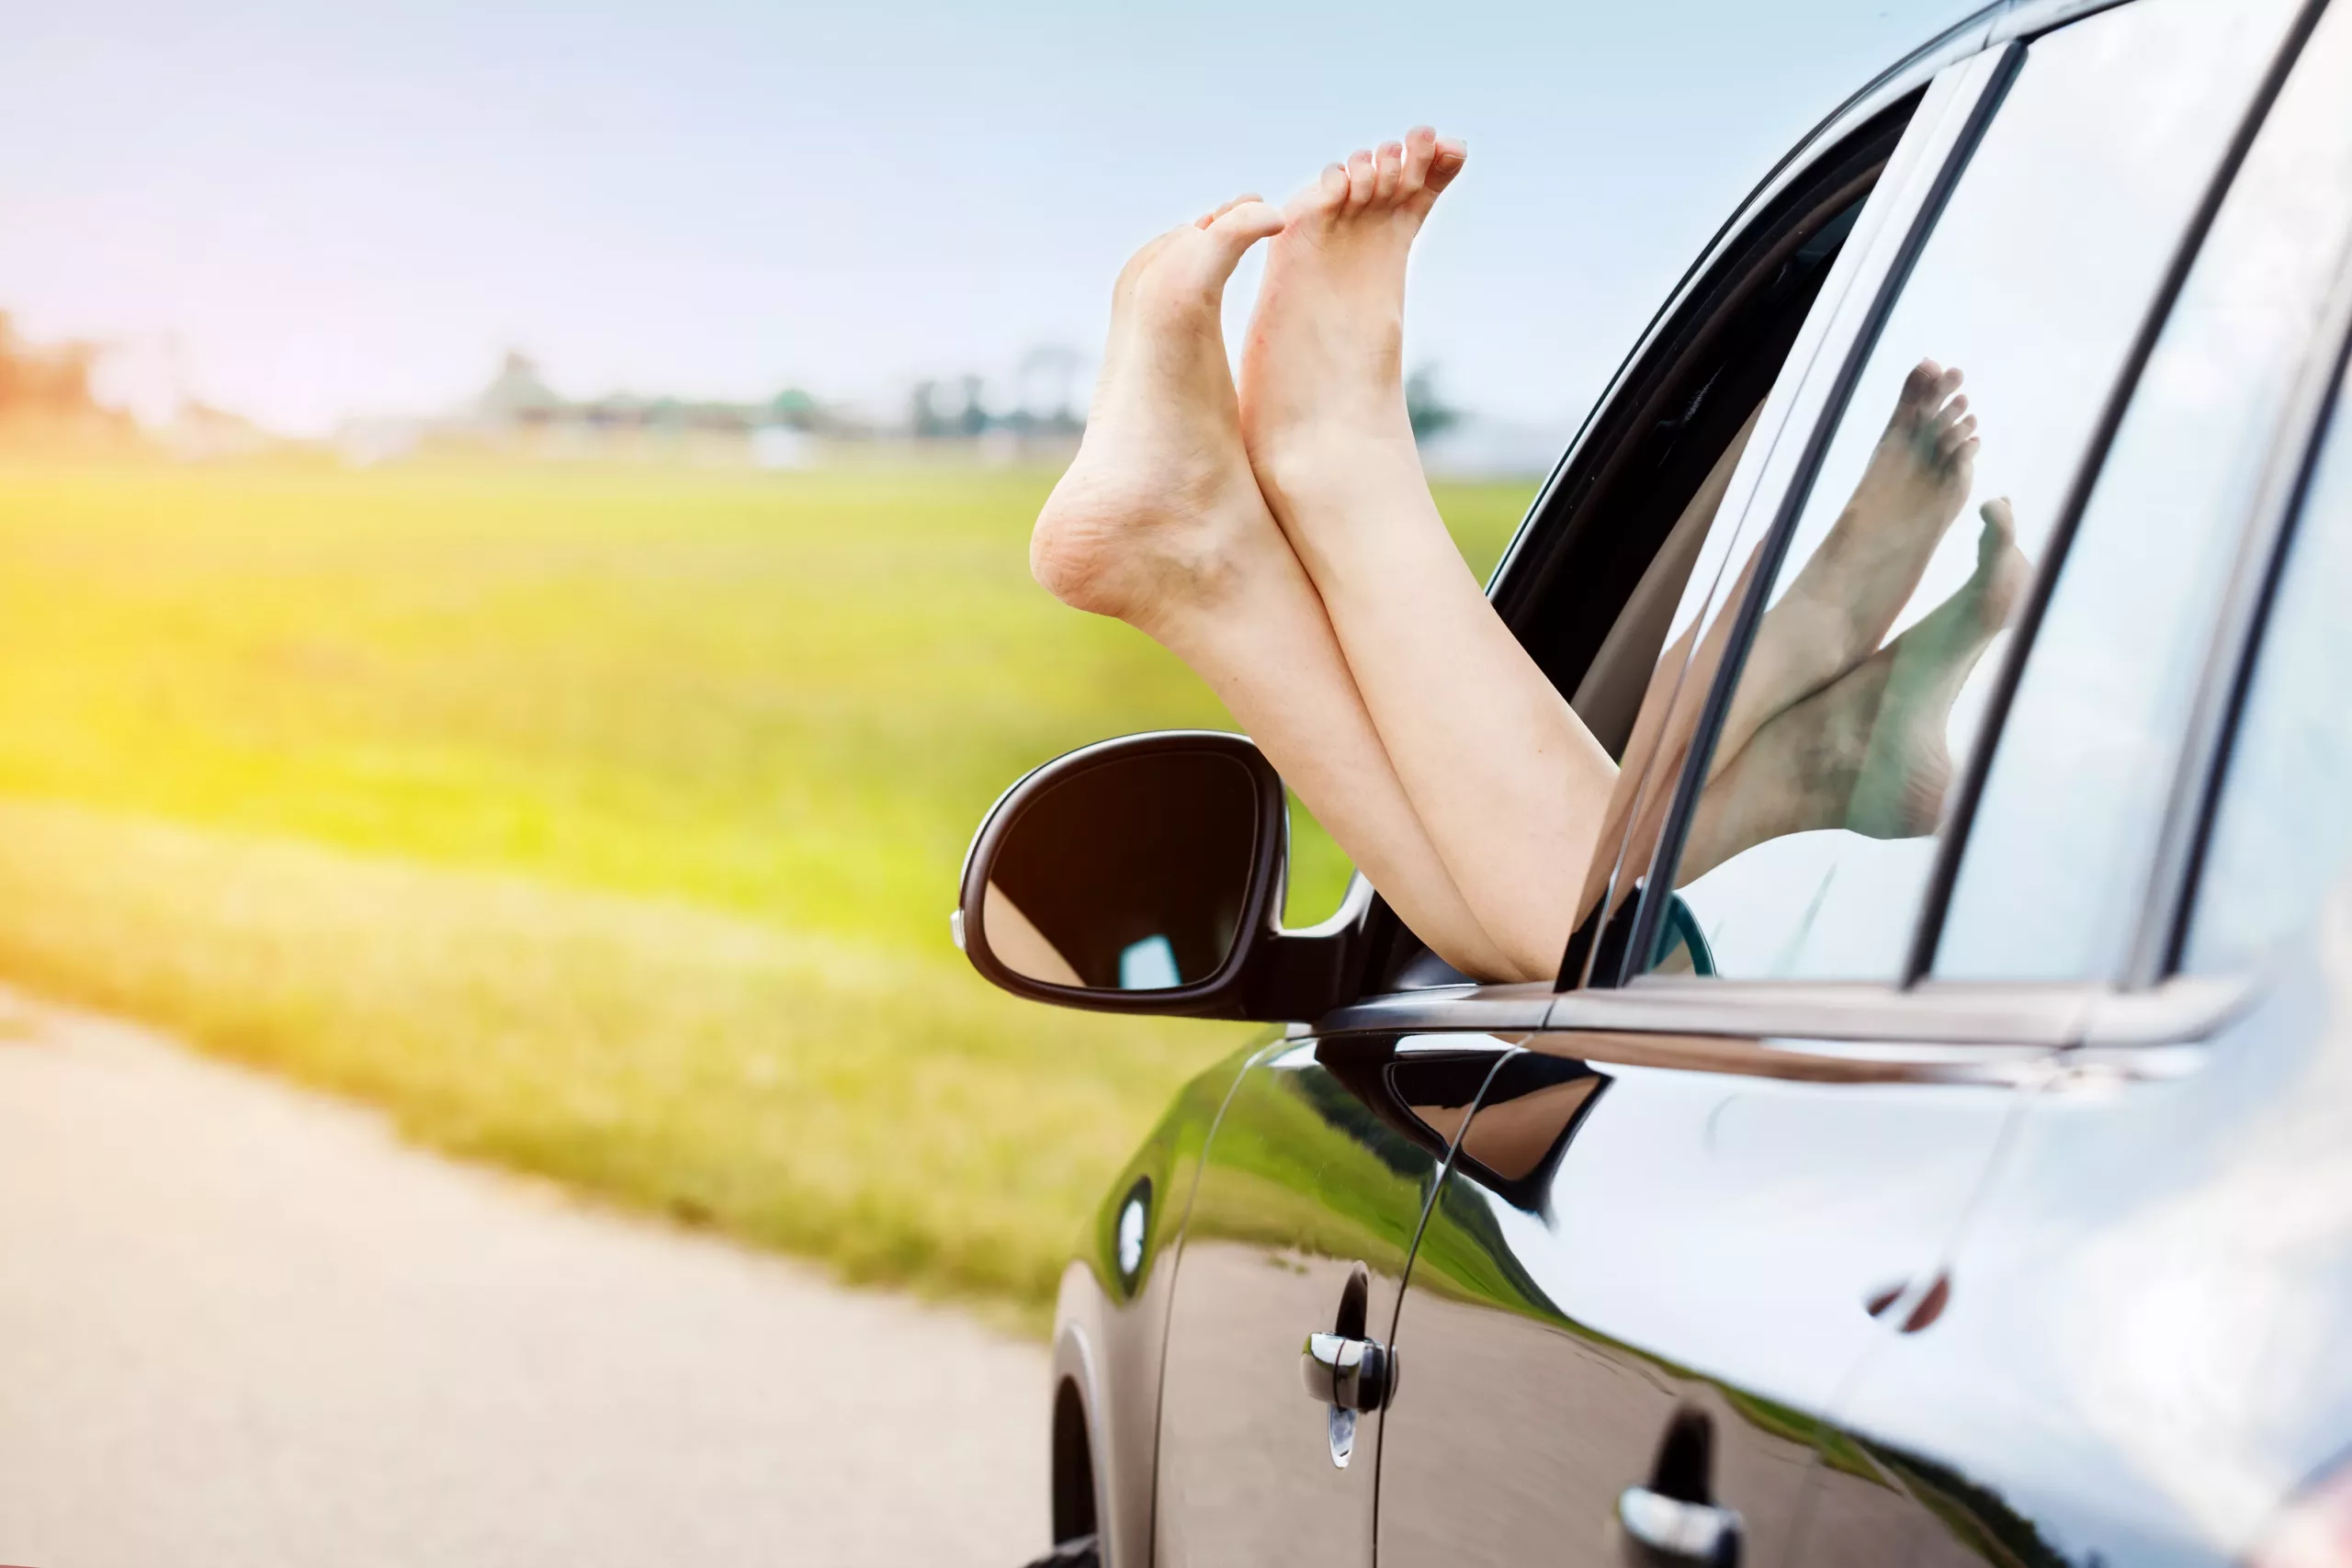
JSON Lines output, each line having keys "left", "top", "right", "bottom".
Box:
{"left": 956, "top": 731, "right": 1357, "bottom": 1021}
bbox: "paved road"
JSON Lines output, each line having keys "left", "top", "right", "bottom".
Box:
{"left": 0, "top": 989, "right": 1049, "bottom": 1567}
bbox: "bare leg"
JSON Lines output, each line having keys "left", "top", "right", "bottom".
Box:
{"left": 1567, "top": 411, "right": 1767, "bottom": 935}
{"left": 1030, "top": 197, "right": 1513, "bottom": 979}
{"left": 1679, "top": 499, "right": 2029, "bottom": 880}
{"left": 1240, "top": 130, "right": 1616, "bottom": 981}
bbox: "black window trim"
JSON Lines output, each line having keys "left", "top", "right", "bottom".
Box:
{"left": 2144, "top": 236, "right": 2352, "bottom": 982}
{"left": 1906, "top": 0, "right": 2335, "bottom": 985}
{"left": 1605, "top": 37, "right": 2028, "bottom": 989}
{"left": 1611, "top": 0, "right": 2332, "bottom": 1002}
{"left": 1476, "top": 11, "right": 1994, "bottom": 602}
{"left": 1340, "top": 19, "right": 1983, "bottom": 998}
{"left": 1471, "top": 0, "right": 2143, "bottom": 606}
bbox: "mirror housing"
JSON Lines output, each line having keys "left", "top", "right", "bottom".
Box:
{"left": 956, "top": 731, "right": 1360, "bottom": 1021}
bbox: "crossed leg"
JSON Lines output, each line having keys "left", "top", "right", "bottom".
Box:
{"left": 1030, "top": 140, "right": 2023, "bottom": 984}
{"left": 1238, "top": 129, "right": 1618, "bottom": 981}
{"left": 1030, "top": 191, "right": 1516, "bottom": 979}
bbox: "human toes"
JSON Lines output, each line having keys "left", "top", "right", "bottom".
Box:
{"left": 1196, "top": 193, "right": 1263, "bottom": 229}
{"left": 1930, "top": 398, "right": 1977, "bottom": 467}
{"left": 1190, "top": 199, "right": 1286, "bottom": 275}
{"left": 1978, "top": 495, "right": 2016, "bottom": 544}
{"left": 1287, "top": 161, "right": 1350, "bottom": 225}
{"left": 1892, "top": 360, "right": 1959, "bottom": 430}
{"left": 1425, "top": 136, "right": 1468, "bottom": 195}
{"left": 1970, "top": 498, "right": 2031, "bottom": 621}
{"left": 1400, "top": 127, "right": 1440, "bottom": 195}
{"left": 1373, "top": 141, "right": 1405, "bottom": 205}
{"left": 1151, "top": 198, "right": 1286, "bottom": 300}
{"left": 1345, "top": 148, "right": 1378, "bottom": 209}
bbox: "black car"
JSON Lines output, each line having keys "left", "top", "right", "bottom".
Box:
{"left": 962, "top": 0, "right": 2352, "bottom": 1563}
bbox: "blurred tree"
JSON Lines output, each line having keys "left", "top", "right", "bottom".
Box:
{"left": 771, "top": 388, "right": 821, "bottom": 432}
{"left": 909, "top": 378, "right": 946, "bottom": 438}
{"left": 0, "top": 311, "right": 105, "bottom": 420}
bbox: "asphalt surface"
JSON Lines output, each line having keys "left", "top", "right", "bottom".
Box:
{"left": 0, "top": 988, "right": 1048, "bottom": 1567}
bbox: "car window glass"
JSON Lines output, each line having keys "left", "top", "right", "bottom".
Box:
{"left": 1938, "top": 0, "right": 2352, "bottom": 979}
{"left": 1640, "top": 0, "right": 2297, "bottom": 982}
{"left": 1556, "top": 91, "right": 1974, "bottom": 985}
{"left": 2185, "top": 358, "right": 2352, "bottom": 973}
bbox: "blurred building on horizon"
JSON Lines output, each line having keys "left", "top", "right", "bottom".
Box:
{"left": 0, "top": 312, "right": 1557, "bottom": 479}
{"left": 336, "top": 347, "right": 1092, "bottom": 470}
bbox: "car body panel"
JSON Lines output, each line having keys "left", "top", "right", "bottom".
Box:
{"left": 1379, "top": 1039, "right": 2031, "bottom": 1568}
{"left": 1148, "top": 1035, "right": 1508, "bottom": 1567}
{"left": 1795, "top": 6, "right": 2352, "bottom": 1557}
{"left": 1050, "top": 1034, "right": 1271, "bottom": 1567}
{"left": 1797, "top": 919, "right": 2352, "bottom": 1568}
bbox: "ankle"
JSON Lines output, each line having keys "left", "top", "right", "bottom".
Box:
{"left": 1250, "top": 418, "right": 1425, "bottom": 514}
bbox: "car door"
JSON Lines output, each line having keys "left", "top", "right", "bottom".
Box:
{"left": 1150, "top": 1028, "right": 1518, "bottom": 1568}
{"left": 1146, "top": 13, "right": 1940, "bottom": 1557}
{"left": 1796, "top": 5, "right": 2352, "bottom": 1561}
{"left": 1374, "top": 0, "right": 2307, "bottom": 1562}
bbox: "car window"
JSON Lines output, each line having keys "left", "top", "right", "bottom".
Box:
{"left": 1936, "top": 0, "right": 2352, "bottom": 980}
{"left": 1634, "top": 0, "right": 2299, "bottom": 982}
{"left": 2184, "top": 355, "right": 2352, "bottom": 973}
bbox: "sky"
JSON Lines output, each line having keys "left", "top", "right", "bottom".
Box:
{"left": 1, "top": 0, "right": 1979, "bottom": 439}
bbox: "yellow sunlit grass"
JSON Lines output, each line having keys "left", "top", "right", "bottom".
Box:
{"left": 0, "top": 458, "right": 1534, "bottom": 1324}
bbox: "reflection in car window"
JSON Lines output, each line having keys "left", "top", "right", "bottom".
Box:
{"left": 2187, "top": 364, "right": 2352, "bottom": 973}
{"left": 1938, "top": 0, "right": 2352, "bottom": 980}
{"left": 1644, "top": 0, "right": 2297, "bottom": 981}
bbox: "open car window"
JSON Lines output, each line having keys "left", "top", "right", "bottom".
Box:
{"left": 1349, "top": 90, "right": 1929, "bottom": 995}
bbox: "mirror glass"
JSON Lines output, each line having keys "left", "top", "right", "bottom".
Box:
{"left": 982, "top": 750, "right": 1259, "bottom": 990}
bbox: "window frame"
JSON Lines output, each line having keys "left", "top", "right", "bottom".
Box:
{"left": 1569, "top": 39, "right": 2027, "bottom": 990}
{"left": 1316, "top": 0, "right": 2339, "bottom": 1061}
{"left": 2159, "top": 250, "right": 2352, "bottom": 980}
{"left": 1607, "top": 0, "right": 2331, "bottom": 1013}
{"left": 1343, "top": 8, "right": 1995, "bottom": 997}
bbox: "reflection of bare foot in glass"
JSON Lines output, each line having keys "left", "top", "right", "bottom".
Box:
{"left": 1682, "top": 500, "right": 2028, "bottom": 876}
{"left": 1030, "top": 197, "right": 1290, "bottom": 636}
{"left": 1846, "top": 497, "right": 2028, "bottom": 836}
{"left": 1716, "top": 361, "right": 1980, "bottom": 773}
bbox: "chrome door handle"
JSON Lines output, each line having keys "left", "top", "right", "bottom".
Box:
{"left": 1299, "top": 1331, "right": 1394, "bottom": 1412}
{"left": 1618, "top": 1485, "right": 1742, "bottom": 1566}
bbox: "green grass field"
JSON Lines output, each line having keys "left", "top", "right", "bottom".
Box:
{"left": 0, "top": 459, "right": 1533, "bottom": 1326}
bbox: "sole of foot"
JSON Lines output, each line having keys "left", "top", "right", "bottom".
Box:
{"left": 1691, "top": 496, "right": 2030, "bottom": 864}
{"left": 1723, "top": 359, "right": 1984, "bottom": 764}
{"left": 1030, "top": 197, "right": 1288, "bottom": 633}
{"left": 1847, "top": 496, "right": 2031, "bottom": 838}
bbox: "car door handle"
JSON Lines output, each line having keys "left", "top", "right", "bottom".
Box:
{"left": 1299, "top": 1331, "right": 1394, "bottom": 1412}
{"left": 1618, "top": 1485, "right": 1742, "bottom": 1566}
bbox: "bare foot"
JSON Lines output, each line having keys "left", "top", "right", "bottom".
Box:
{"left": 1237, "top": 127, "right": 1467, "bottom": 517}
{"left": 1846, "top": 495, "right": 2029, "bottom": 837}
{"left": 1682, "top": 499, "right": 2029, "bottom": 875}
{"left": 1801, "top": 358, "right": 1982, "bottom": 656}
{"left": 1716, "top": 361, "right": 1980, "bottom": 773}
{"left": 1031, "top": 196, "right": 1289, "bottom": 636}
